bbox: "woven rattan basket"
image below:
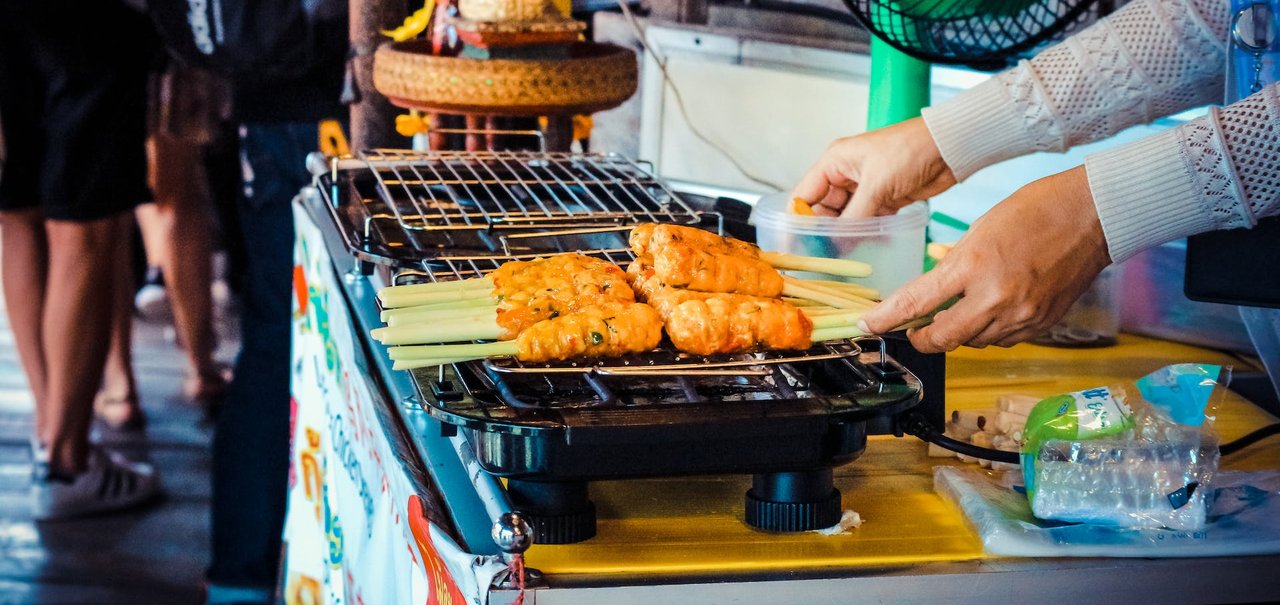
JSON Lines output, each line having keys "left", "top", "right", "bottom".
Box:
{"left": 373, "top": 41, "right": 638, "bottom": 116}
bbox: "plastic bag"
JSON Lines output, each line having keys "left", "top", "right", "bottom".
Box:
{"left": 1020, "top": 364, "right": 1229, "bottom": 531}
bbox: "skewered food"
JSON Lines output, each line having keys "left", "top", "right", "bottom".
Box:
{"left": 629, "top": 259, "right": 859, "bottom": 356}
{"left": 374, "top": 253, "right": 635, "bottom": 344}
{"left": 629, "top": 223, "right": 873, "bottom": 279}
{"left": 388, "top": 301, "right": 664, "bottom": 368}
{"left": 652, "top": 239, "right": 785, "bottom": 297}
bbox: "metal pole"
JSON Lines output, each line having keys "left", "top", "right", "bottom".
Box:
{"left": 350, "top": 0, "right": 405, "bottom": 149}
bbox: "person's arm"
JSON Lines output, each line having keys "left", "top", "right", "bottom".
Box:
{"left": 923, "top": 0, "right": 1229, "bottom": 182}
{"left": 1088, "top": 82, "right": 1280, "bottom": 262}
{"left": 859, "top": 82, "right": 1280, "bottom": 353}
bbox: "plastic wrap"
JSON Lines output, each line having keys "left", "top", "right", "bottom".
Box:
{"left": 934, "top": 467, "right": 1280, "bottom": 557}
{"left": 1021, "top": 364, "right": 1228, "bottom": 530}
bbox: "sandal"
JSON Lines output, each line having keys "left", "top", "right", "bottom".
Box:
{"left": 94, "top": 393, "right": 147, "bottom": 432}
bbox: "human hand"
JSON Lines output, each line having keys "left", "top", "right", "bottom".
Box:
{"left": 858, "top": 166, "right": 1110, "bottom": 353}
{"left": 791, "top": 117, "right": 957, "bottom": 218}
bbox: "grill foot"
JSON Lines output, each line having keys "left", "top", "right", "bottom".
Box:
{"left": 744, "top": 469, "right": 842, "bottom": 532}
{"left": 506, "top": 479, "right": 597, "bottom": 544}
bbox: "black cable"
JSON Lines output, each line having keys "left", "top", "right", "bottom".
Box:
{"left": 898, "top": 411, "right": 1021, "bottom": 464}
{"left": 1220, "top": 423, "right": 1280, "bottom": 456}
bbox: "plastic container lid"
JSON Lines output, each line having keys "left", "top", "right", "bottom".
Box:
{"left": 749, "top": 193, "right": 930, "bottom": 234}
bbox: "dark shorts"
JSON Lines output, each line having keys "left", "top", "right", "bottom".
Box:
{"left": 0, "top": 2, "right": 156, "bottom": 222}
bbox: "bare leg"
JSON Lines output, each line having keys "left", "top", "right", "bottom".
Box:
{"left": 0, "top": 209, "right": 49, "bottom": 435}
{"left": 149, "top": 132, "right": 223, "bottom": 400}
{"left": 97, "top": 221, "right": 141, "bottom": 428}
{"left": 41, "top": 213, "right": 131, "bottom": 474}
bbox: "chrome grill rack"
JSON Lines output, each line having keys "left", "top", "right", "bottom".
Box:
{"left": 312, "top": 149, "right": 703, "bottom": 265}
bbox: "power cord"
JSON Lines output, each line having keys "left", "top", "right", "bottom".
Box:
{"left": 1220, "top": 423, "right": 1280, "bottom": 456}
{"left": 901, "top": 409, "right": 1280, "bottom": 461}
{"left": 615, "top": 0, "right": 787, "bottom": 192}
{"left": 898, "top": 410, "right": 1020, "bottom": 464}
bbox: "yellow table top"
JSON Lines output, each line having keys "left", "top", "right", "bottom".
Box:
{"left": 523, "top": 335, "right": 1280, "bottom": 578}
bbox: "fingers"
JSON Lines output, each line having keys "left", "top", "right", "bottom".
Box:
{"left": 840, "top": 181, "right": 879, "bottom": 218}
{"left": 791, "top": 162, "right": 842, "bottom": 209}
{"left": 903, "top": 298, "right": 995, "bottom": 353}
{"left": 859, "top": 264, "right": 965, "bottom": 336}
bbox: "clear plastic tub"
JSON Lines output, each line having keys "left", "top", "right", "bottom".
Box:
{"left": 750, "top": 194, "right": 928, "bottom": 297}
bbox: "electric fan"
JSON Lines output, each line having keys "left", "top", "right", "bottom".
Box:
{"left": 840, "top": 0, "right": 1106, "bottom": 129}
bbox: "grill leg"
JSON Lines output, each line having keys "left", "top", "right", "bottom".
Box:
{"left": 506, "top": 479, "right": 597, "bottom": 545}
{"left": 744, "top": 469, "right": 843, "bottom": 532}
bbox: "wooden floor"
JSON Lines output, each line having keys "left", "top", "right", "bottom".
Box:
{"left": 0, "top": 287, "right": 238, "bottom": 604}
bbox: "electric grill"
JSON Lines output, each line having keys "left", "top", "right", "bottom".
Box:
{"left": 306, "top": 148, "right": 931, "bottom": 544}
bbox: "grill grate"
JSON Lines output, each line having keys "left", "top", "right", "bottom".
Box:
{"left": 318, "top": 149, "right": 702, "bottom": 264}
{"left": 393, "top": 251, "right": 887, "bottom": 390}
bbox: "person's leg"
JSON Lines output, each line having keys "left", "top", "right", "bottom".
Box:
{"left": 41, "top": 213, "right": 131, "bottom": 474}
{"left": 0, "top": 209, "right": 50, "bottom": 432}
{"left": 96, "top": 220, "right": 142, "bottom": 429}
{"left": 149, "top": 131, "right": 224, "bottom": 402}
{"left": 209, "top": 122, "right": 313, "bottom": 592}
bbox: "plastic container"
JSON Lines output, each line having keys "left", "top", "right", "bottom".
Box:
{"left": 750, "top": 194, "right": 928, "bottom": 297}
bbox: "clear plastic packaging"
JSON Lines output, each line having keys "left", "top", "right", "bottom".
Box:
{"left": 1021, "top": 364, "right": 1229, "bottom": 531}
{"left": 749, "top": 194, "right": 928, "bottom": 297}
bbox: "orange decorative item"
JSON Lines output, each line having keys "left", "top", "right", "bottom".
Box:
{"left": 407, "top": 495, "right": 468, "bottom": 605}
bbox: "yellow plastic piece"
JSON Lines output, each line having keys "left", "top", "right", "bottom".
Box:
{"left": 523, "top": 334, "right": 1280, "bottom": 577}
{"left": 927, "top": 241, "right": 954, "bottom": 260}
{"left": 381, "top": 0, "right": 436, "bottom": 42}
{"left": 395, "top": 110, "right": 430, "bottom": 137}
{"left": 552, "top": 0, "right": 571, "bottom": 17}
{"left": 318, "top": 120, "right": 350, "bottom": 156}
{"left": 571, "top": 115, "right": 593, "bottom": 142}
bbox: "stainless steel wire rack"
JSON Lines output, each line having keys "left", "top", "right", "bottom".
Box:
{"left": 313, "top": 149, "right": 704, "bottom": 265}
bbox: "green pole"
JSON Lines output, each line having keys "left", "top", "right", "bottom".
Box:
{"left": 866, "top": 36, "right": 935, "bottom": 268}
{"left": 866, "top": 36, "right": 931, "bottom": 130}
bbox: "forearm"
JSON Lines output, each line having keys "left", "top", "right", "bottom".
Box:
{"left": 1086, "top": 82, "right": 1280, "bottom": 262}
{"left": 922, "top": 0, "right": 1229, "bottom": 180}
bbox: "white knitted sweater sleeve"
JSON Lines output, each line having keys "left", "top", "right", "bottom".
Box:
{"left": 921, "top": 0, "right": 1229, "bottom": 181}
{"left": 1086, "top": 83, "right": 1280, "bottom": 262}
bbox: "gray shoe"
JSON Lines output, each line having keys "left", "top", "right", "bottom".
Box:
{"left": 32, "top": 447, "right": 163, "bottom": 521}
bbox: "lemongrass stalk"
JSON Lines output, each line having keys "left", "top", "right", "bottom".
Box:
{"left": 393, "top": 357, "right": 485, "bottom": 371}
{"left": 379, "top": 286, "right": 493, "bottom": 309}
{"left": 781, "top": 296, "right": 824, "bottom": 307}
{"left": 388, "top": 341, "right": 518, "bottom": 361}
{"left": 371, "top": 318, "right": 502, "bottom": 346}
{"left": 381, "top": 276, "right": 494, "bottom": 296}
{"left": 803, "top": 279, "right": 880, "bottom": 301}
{"left": 790, "top": 279, "right": 876, "bottom": 309}
{"left": 798, "top": 307, "right": 843, "bottom": 316}
{"left": 781, "top": 280, "right": 869, "bottom": 309}
{"left": 381, "top": 297, "right": 495, "bottom": 322}
{"left": 809, "top": 325, "right": 867, "bottom": 342}
{"left": 810, "top": 315, "right": 935, "bottom": 342}
{"left": 761, "top": 251, "right": 872, "bottom": 278}
{"left": 386, "top": 304, "right": 497, "bottom": 326}
{"left": 807, "top": 310, "right": 865, "bottom": 329}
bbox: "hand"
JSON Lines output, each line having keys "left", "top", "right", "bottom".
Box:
{"left": 791, "top": 117, "right": 957, "bottom": 218}
{"left": 858, "top": 166, "right": 1111, "bottom": 353}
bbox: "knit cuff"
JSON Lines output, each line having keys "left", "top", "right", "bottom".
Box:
{"left": 921, "top": 77, "right": 1037, "bottom": 181}
{"left": 1084, "top": 128, "right": 1216, "bottom": 263}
